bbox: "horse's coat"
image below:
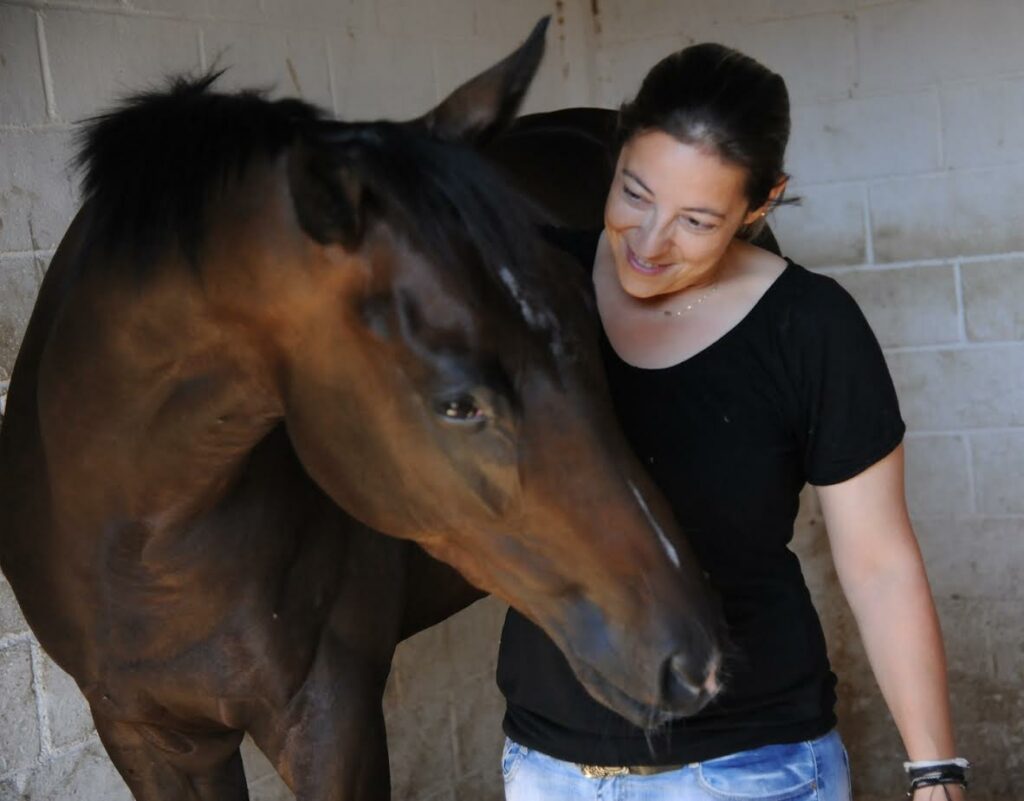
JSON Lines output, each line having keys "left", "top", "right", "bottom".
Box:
{"left": 0, "top": 22, "right": 724, "bottom": 800}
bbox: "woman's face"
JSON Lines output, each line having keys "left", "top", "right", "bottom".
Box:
{"left": 604, "top": 129, "right": 765, "bottom": 299}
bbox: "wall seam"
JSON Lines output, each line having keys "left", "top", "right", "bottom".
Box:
{"left": 35, "top": 10, "right": 59, "bottom": 122}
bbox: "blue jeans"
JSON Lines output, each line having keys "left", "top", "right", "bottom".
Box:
{"left": 502, "top": 729, "right": 851, "bottom": 800}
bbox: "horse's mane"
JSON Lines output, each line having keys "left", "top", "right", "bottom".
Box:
{"left": 75, "top": 74, "right": 559, "bottom": 342}
{"left": 75, "top": 72, "right": 323, "bottom": 266}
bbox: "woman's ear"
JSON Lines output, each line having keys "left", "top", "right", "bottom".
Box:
{"left": 743, "top": 176, "right": 789, "bottom": 225}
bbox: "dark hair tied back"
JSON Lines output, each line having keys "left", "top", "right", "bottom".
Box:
{"left": 617, "top": 43, "right": 793, "bottom": 220}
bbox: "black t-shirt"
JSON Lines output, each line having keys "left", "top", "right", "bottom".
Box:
{"left": 497, "top": 229, "right": 906, "bottom": 766}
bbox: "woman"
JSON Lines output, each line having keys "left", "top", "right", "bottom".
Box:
{"left": 496, "top": 43, "right": 967, "bottom": 801}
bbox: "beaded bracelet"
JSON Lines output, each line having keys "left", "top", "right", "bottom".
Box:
{"left": 904, "top": 758, "right": 970, "bottom": 798}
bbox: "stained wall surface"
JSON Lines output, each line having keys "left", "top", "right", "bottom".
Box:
{"left": 1, "top": 1, "right": 1022, "bottom": 800}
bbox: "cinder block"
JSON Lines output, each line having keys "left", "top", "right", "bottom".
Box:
{"left": 383, "top": 695, "right": 456, "bottom": 801}
{"left": 829, "top": 263, "right": 959, "bottom": 348}
{"left": 936, "top": 596, "right": 1024, "bottom": 686}
{"left": 471, "top": 0, "right": 569, "bottom": 40}
{"left": 903, "top": 434, "right": 971, "bottom": 519}
{"left": 593, "top": 35, "right": 685, "bottom": 108}
{"left": 971, "top": 430, "right": 1024, "bottom": 516}
{"left": 442, "top": 597, "right": 504, "bottom": 683}
{"left": 260, "top": 0, "right": 374, "bottom": 29}
{"left": 788, "top": 90, "right": 939, "bottom": 184}
{"left": 886, "top": 345, "right": 1024, "bottom": 431}
{"left": 376, "top": 0, "right": 476, "bottom": 39}
{"left": 451, "top": 673, "right": 503, "bottom": 777}
{"left": 43, "top": 8, "right": 200, "bottom": 122}
{"left": 8, "top": 740, "right": 131, "bottom": 801}
{"left": 0, "top": 130, "right": 79, "bottom": 254}
{"left": 202, "top": 23, "right": 332, "bottom": 110}
{"left": 331, "top": 33, "right": 436, "bottom": 120}
{"left": 0, "top": 257, "right": 44, "bottom": 381}
{"left": 388, "top": 617, "right": 454, "bottom": 703}
{"left": 710, "top": 14, "right": 858, "bottom": 104}
{"left": 0, "top": 577, "right": 30, "bottom": 638}
{"left": 770, "top": 183, "right": 866, "bottom": 268}
{"left": 914, "top": 517, "right": 1024, "bottom": 601}
{"left": 598, "top": 12, "right": 859, "bottom": 104}
{"left": 129, "top": 0, "right": 211, "bottom": 17}
{"left": 856, "top": 0, "right": 1024, "bottom": 93}
{"left": 962, "top": 258, "right": 1024, "bottom": 343}
{"left": 454, "top": 769, "right": 503, "bottom": 801}
{"left": 41, "top": 654, "right": 93, "bottom": 749}
{"left": 942, "top": 76, "right": 1024, "bottom": 170}
{"left": 0, "top": 6, "right": 48, "bottom": 126}
{"left": 870, "top": 165, "right": 1024, "bottom": 262}
{"left": 0, "top": 642, "right": 40, "bottom": 774}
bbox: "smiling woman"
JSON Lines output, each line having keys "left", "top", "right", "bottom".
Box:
{"left": 497, "top": 42, "right": 967, "bottom": 801}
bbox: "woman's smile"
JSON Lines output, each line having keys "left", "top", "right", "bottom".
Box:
{"left": 625, "top": 244, "right": 674, "bottom": 276}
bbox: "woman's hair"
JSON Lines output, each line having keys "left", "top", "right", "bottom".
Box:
{"left": 617, "top": 43, "right": 793, "bottom": 230}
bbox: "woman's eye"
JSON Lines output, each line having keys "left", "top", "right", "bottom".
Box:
{"left": 436, "top": 396, "right": 486, "bottom": 424}
{"left": 682, "top": 216, "right": 715, "bottom": 232}
{"left": 623, "top": 185, "right": 644, "bottom": 202}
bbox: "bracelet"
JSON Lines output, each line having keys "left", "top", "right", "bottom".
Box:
{"left": 904, "top": 759, "right": 970, "bottom": 798}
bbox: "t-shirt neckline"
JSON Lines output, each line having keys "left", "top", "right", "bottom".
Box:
{"left": 599, "top": 258, "right": 797, "bottom": 372}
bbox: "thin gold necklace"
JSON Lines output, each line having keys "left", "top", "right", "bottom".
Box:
{"left": 661, "top": 283, "right": 719, "bottom": 317}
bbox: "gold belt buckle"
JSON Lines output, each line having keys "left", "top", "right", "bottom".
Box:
{"left": 579, "top": 764, "right": 630, "bottom": 778}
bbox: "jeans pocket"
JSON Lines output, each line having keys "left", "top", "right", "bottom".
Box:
{"left": 697, "top": 740, "right": 818, "bottom": 801}
{"left": 501, "top": 737, "right": 529, "bottom": 784}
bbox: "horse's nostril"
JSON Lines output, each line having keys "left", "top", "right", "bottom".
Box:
{"left": 665, "top": 652, "right": 703, "bottom": 702}
{"left": 664, "top": 651, "right": 722, "bottom": 711}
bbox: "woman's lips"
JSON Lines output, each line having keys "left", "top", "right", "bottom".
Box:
{"left": 626, "top": 245, "right": 671, "bottom": 276}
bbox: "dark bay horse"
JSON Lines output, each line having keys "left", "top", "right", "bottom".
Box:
{"left": 0, "top": 21, "right": 723, "bottom": 801}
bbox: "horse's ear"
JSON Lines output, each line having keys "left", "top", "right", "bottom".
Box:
{"left": 417, "top": 16, "right": 549, "bottom": 145}
{"left": 287, "top": 134, "right": 365, "bottom": 249}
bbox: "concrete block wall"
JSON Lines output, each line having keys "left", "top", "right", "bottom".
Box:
{"left": 2, "top": 0, "right": 1023, "bottom": 799}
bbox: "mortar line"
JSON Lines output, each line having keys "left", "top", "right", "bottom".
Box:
{"left": 814, "top": 250, "right": 1024, "bottom": 273}
{"left": 953, "top": 260, "right": 967, "bottom": 343}
{"left": 28, "top": 639, "right": 55, "bottom": 757}
{"left": 905, "top": 426, "right": 1024, "bottom": 438}
{"left": 861, "top": 182, "right": 874, "bottom": 265}
{"left": 197, "top": 26, "right": 207, "bottom": 73}
{"left": 962, "top": 434, "right": 978, "bottom": 517}
{"left": 35, "top": 10, "right": 59, "bottom": 122}
{"left": 883, "top": 340, "right": 1022, "bottom": 354}
{"left": 0, "top": 632, "right": 33, "bottom": 651}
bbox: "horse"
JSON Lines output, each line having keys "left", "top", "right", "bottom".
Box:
{"left": 0, "top": 19, "right": 723, "bottom": 801}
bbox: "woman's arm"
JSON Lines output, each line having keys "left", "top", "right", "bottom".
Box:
{"left": 815, "top": 443, "right": 964, "bottom": 800}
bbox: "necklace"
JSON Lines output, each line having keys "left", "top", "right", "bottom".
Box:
{"left": 661, "top": 283, "right": 719, "bottom": 317}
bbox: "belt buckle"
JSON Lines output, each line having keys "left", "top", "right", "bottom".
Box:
{"left": 579, "top": 764, "right": 630, "bottom": 778}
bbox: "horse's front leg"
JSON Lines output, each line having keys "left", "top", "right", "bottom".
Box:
{"left": 249, "top": 641, "right": 393, "bottom": 801}
{"left": 93, "top": 713, "right": 248, "bottom": 801}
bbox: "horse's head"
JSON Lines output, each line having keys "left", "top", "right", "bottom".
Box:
{"left": 75, "top": 19, "right": 722, "bottom": 726}
{"left": 265, "top": 22, "right": 724, "bottom": 725}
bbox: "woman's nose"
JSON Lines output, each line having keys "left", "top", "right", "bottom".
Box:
{"left": 635, "top": 213, "right": 672, "bottom": 258}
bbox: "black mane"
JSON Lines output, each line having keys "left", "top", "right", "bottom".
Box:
{"left": 76, "top": 72, "right": 323, "bottom": 265}
{"left": 75, "top": 74, "right": 559, "bottom": 343}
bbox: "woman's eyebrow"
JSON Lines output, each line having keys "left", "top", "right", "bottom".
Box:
{"left": 622, "top": 168, "right": 726, "bottom": 219}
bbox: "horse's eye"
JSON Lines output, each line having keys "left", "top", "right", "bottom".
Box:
{"left": 435, "top": 395, "right": 486, "bottom": 425}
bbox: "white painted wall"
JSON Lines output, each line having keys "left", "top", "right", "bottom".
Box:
{"left": 1, "top": 1, "right": 1022, "bottom": 799}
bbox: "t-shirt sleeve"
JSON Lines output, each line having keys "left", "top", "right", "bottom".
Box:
{"left": 789, "top": 273, "right": 906, "bottom": 486}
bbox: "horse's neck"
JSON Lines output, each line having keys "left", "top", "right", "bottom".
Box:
{"left": 36, "top": 247, "right": 283, "bottom": 534}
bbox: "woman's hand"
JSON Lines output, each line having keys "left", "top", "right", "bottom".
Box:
{"left": 912, "top": 785, "right": 966, "bottom": 801}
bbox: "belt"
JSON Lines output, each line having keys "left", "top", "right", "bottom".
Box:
{"left": 578, "top": 763, "right": 687, "bottom": 778}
